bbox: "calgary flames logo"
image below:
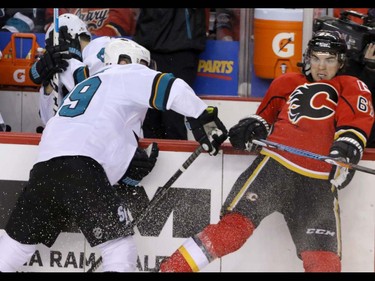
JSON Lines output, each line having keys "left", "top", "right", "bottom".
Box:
{"left": 288, "top": 83, "right": 338, "bottom": 124}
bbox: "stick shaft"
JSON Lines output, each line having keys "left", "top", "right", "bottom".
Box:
{"left": 131, "top": 145, "right": 203, "bottom": 228}
{"left": 87, "top": 145, "right": 204, "bottom": 272}
{"left": 52, "top": 8, "right": 59, "bottom": 114}
{"left": 253, "top": 139, "right": 375, "bottom": 175}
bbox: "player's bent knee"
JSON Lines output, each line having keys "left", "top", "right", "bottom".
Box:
{"left": 301, "top": 250, "right": 341, "bottom": 272}
{"left": 96, "top": 236, "right": 137, "bottom": 272}
{"left": 197, "top": 212, "right": 255, "bottom": 258}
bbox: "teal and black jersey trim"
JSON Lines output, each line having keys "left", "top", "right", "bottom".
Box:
{"left": 73, "top": 66, "right": 90, "bottom": 86}
{"left": 149, "top": 73, "right": 176, "bottom": 111}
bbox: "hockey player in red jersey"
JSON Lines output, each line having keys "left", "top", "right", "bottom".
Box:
{"left": 159, "top": 30, "right": 374, "bottom": 272}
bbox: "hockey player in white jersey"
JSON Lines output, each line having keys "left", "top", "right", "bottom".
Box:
{"left": 32, "top": 13, "right": 158, "bottom": 130}
{"left": 30, "top": 13, "right": 157, "bottom": 189}
{"left": 37, "top": 34, "right": 112, "bottom": 125}
{"left": 0, "top": 38, "right": 228, "bottom": 272}
{"left": 29, "top": 13, "right": 98, "bottom": 125}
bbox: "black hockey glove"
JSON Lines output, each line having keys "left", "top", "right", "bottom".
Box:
{"left": 328, "top": 136, "right": 363, "bottom": 189}
{"left": 119, "top": 142, "right": 159, "bottom": 187}
{"left": 29, "top": 45, "right": 70, "bottom": 85}
{"left": 46, "top": 26, "right": 83, "bottom": 61}
{"left": 186, "top": 106, "right": 228, "bottom": 156}
{"left": 229, "top": 115, "right": 270, "bottom": 152}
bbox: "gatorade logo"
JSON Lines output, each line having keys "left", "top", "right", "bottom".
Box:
{"left": 197, "top": 60, "right": 234, "bottom": 80}
{"left": 272, "top": 32, "right": 296, "bottom": 58}
{"left": 13, "top": 69, "right": 26, "bottom": 83}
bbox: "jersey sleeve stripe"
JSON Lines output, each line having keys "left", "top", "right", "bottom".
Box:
{"left": 73, "top": 66, "right": 90, "bottom": 85}
{"left": 149, "top": 73, "right": 176, "bottom": 110}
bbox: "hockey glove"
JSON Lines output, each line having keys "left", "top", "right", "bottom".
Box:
{"left": 29, "top": 45, "right": 70, "bottom": 85}
{"left": 186, "top": 106, "right": 228, "bottom": 156}
{"left": 328, "top": 136, "right": 363, "bottom": 189}
{"left": 229, "top": 115, "right": 270, "bottom": 152}
{"left": 45, "top": 26, "right": 83, "bottom": 61}
{"left": 119, "top": 142, "right": 159, "bottom": 187}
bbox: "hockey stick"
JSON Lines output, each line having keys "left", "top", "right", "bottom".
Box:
{"left": 87, "top": 145, "right": 204, "bottom": 272}
{"left": 252, "top": 139, "right": 375, "bottom": 175}
{"left": 52, "top": 8, "right": 59, "bottom": 114}
{"left": 129, "top": 145, "right": 204, "bottom": 228}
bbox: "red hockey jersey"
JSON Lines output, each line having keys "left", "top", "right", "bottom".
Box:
{"left": 257, "top": 72, "right": 374, "bottom": 178}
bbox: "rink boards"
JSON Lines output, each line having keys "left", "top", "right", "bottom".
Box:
{"left": 0, "top": 136, "right": 375, "bottom": 272}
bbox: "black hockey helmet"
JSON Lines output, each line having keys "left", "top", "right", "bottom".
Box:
{"left": 308, "top": 29, "right": 347, "bottom": 54}
{"left": 301, "top": 30, "right": 347, "bottom": 81}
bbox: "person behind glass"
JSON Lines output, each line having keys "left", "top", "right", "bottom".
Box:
{"left": 159, "top": 30, "right": 374, "bottom": 272}
{"left": 44, "top": 8, "right": 137, "bottom": 37}
{"left": 133, "top": 8, "right": 209, "bottom": 140}
{"left": 214, "top": 8, "right": 240, "bottom": 41}
{"left": 339, "top": 8, "right": 375, "bottom": 147}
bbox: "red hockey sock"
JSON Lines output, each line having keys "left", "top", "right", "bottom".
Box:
{"left": 198, "top": 212, "right": 255, "bottom": 258}
{"left": 159, "top": 212, "right": 254, "bottom": 272}
{"left": 301, "top": 251, "right": 341, "bottom": 272}
{"left": 159, "top": 249, "right": 192, "bottom": 272}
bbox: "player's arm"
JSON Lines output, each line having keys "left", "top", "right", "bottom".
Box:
{"left": 254, "top": 74, "right": 291, "bottom": 124}
{"left": 38, "top": 86, "right": 57, "bottom": 125}
{"left": 118, "top": 143, "right": 159, "bottom": 187}
{"left": 335, "top": 76, "right": 374, "bottom": 145}
{"left": 328, "top": 76, "right": 373, "bottom": 188}
{"left": 147, "top": 75, "right": 228, "bottom": 155}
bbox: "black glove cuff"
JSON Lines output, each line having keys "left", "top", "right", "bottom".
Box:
{"left": 186, "top": 107, "right": 217, "bottom": 130}
{"left": 246, "top": 114, "right": 270, "bottom": 133}
{"left": 68, "top": 47, "right": 83, "bottom": 61}
{"left": 336, "top": 136, "right": 363, "bottom": 159}
{"left": 29, "top": 62, "right": 42, "bottom": 84}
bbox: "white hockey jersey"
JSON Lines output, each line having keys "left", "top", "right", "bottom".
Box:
{"left": 39, "top": 36, "right": 113, "bottom": 125}
{"left": 37, "top": 64, "right": 207, "bottom": 185}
